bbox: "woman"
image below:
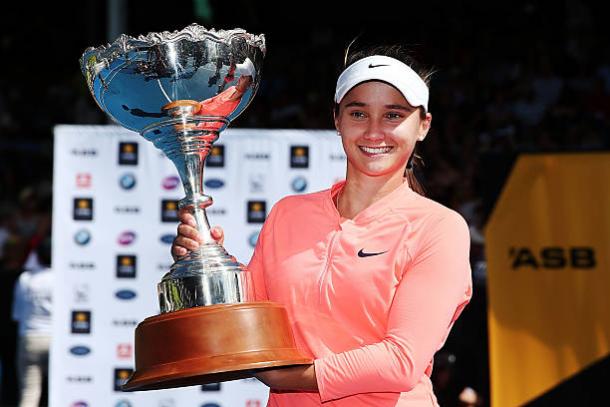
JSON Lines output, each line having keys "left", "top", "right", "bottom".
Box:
{"left": 172, "top": 45, "right": 472, "bottom": 406}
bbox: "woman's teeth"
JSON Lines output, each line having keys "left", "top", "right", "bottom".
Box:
{"left": 359, "top": 146, "right": 393, "bottom": 154}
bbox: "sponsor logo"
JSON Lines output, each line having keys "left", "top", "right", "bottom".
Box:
{"left": 70, "top": 148, "right": 97, "bottom": 157}
{"left": 69, "top": 262, "right": 95, "bottom": 270}
{"left": 116, "top": 255, "right": 137, "bottom": 279}
{"left": 204, "top": 178, "right": 225, "bottom": 189}
{"left": 357, "top": 249, "right": 388, "bottom": 258}
{"left": 200, "top": 404, "right": 221, "bottom": 407}
{"left": 201, "top": 382, "right": 221, "bottom": 391}
{"left": 162, "top": 176, "right": 181, "bottom": 190}
{"left": 244, "top": 152, "right": 270, "bottom": 160}
{"left": 71, "top": 402, "right": 89, "bottom": 407}
{"left": 291, "top": 176, "right": 308, "bottom": 192}
{"left": 248, "top": 231, "right": 260, "bottom": 248}
{"left": 73, "top": 284, "right": 89, "bottom": 303}
{"left": 206, "top": 145, "right": 225, "bottom": 167}
{"left": 249, "top": 173, "right": 265, "bottom": 193}
{"left": 117, "top": 231, "right": 136, "bottom": 246}
{"left": 160, "top": 234, "right": 175, "bottom": 245}
{"left": 118, "top": 142, "right": 138, "bottom": 165}
{"left": 74, "top": 229, "right": 91, "bottom": 246}
{"left": 66, "top": 376, "right": 92, "bottom": 383}
{"left": 73, "top": 198, "right": 93, "bottom": 221}
{"left": 290, "top": 145, "right": 309, "bottom": 168}
{"left": 114, "top": 400, "right": 132, "bottom": 407}
{"left": 207, "top": 207, "right": 226, "bottom": 216}
{"left": 161, "top": 200, "right": 179, "bottom": 222}
{"left": 368, "top": 63, "right": 389, "bottom": 68}
{"left": 71, "top": 311, "right": 91, "bottom": 334}
{"left": 115, "top": 289, "right": 137, "bottom": 301}
{"left": 112, "top": 319, "right": 138, "bottom": 327}
{"left": 76, "top": 173, "right": 91, "bottom": 188}
{"left": 329, "top": 153, "right": 346, "bottom": 161}
{"left": 113, "top": 206, "right": 140, "bottom": 214}
{"left": 69, "top": 345, "right": 91, "bottom": 356}
{"left": 117, "top": 343, "right": 132, "bottom": 359}
{"left": 119, "top": 173, "right": 137, "bottom": 190}
{"left": 156, "top": 263, "right": 172, "bottom": 272}
{"left": 246, "top": 401, "right": 262, "bottom": 407}
{"left": 114, "top": 368, "right": 133, "bottom": 391}
{"left": 247, "top": 201, "right": 266, "bottom": 224}
{"left": 509, "top": 247, "right": 596, "bottom": 269}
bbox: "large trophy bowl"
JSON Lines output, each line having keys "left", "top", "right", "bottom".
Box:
{"left": 81, "top": 24, "right": 310, "bottom": 391}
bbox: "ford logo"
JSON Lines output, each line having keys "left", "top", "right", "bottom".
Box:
{"left": 119, "top": 173, "right": 137, "bottom": 190}
{"left": 69, "top": 346, "right": 91, "bottom": 356}
{"left": 204, "top": 178, "right": 225, "bottom": 189}
{"left": 115, "top": 289, "right": 137, "bottom": 300}
{"left": 162, "top": 176, "right": 180, "bottom": 190}
{"left": 160, "top": 234, "right": 175, "bottom": 245}
{"left": 74, "top": 229, "right": 91, "bottom": 246}
{"left": 118, "top": 231, "right": 136, "bottom": 245}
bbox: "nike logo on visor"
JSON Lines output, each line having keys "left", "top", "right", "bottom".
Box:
{"left": 368, "top": 64, "right": 389, "bottom": 68}
{"left": 358, "top": 249, "right": 388, "bottom": 257}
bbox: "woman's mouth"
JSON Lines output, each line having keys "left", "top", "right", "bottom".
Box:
{"left": 359, "top": 146, "right": 393, "bottom": 155}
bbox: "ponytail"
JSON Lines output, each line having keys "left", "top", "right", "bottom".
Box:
{"left": 405, "top": 150, "right": 426, "bottom": 196}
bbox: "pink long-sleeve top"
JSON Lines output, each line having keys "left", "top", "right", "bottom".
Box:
{"left": 247, "top": 180, "right": 472, "bottom": 406}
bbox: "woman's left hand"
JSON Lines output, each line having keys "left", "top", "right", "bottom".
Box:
{"left": 254, "top": 364, "right": 318, "bottom": 391}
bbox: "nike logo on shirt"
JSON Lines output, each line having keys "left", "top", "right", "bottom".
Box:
{"left": 368, "top": 64, "right": 389, "bottom": 68}
{"left": 358, "top": 249, "right": 388, "bottom": 257}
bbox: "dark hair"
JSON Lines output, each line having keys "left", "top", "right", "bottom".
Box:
{"left": 335, "top": 43, "right": 432, "bottom": 196}
{"left": 36, "top": 236, "right": 52, "bottom": 267}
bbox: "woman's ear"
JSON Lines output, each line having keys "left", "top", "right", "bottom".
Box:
{"left": 417, "top": 112, "right": 432, "bottom": 142}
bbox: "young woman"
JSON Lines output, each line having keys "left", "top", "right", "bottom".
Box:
{"left": 172, "top": 46, "right": 472, "bottom": 406}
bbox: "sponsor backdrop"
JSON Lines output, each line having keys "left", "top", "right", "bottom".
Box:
{"left": 486, "top": 153, "right": 610, "bottom": 407}
{"left": 51, "top": 125, "right": 343, "bottom": 407}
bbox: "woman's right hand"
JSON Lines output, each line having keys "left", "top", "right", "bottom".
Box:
{"left": 171, "top": 209, "right": 225, "bottom": 261}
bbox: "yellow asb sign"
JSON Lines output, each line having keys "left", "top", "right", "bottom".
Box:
{"left": 486, "top": 153, "right": 610, "bottom": 407}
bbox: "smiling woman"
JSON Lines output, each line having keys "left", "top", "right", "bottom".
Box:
{"left": 172, "top": 43, "right": 472, "bottom": 407}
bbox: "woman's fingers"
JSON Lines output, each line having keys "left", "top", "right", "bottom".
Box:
{"left": 177, "top": 223, "right": 202, "bottom": 242}
{"left": 211, "top": 226, "right": 224, "bottom": 245}
{"left": 178, "top": 210, "right": 197, "bottom": 227}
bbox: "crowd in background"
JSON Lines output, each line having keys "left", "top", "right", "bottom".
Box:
{"left": 1, "top": 1, "right": 609, "bottom": 406}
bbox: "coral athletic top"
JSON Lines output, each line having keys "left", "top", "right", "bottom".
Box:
{"left": 247, "top": 180, "right": 472, "bottom": 406}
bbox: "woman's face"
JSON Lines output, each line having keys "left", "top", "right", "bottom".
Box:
{"left": 335, "top": 81, "right": 431, "bottom": 180}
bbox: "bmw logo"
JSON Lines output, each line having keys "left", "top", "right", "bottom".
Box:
{"left": 69, "top": 345, "right": 91, "bottom": 356}
{"left": 162, "top": 176, "right": 180, "bottom": 190}
{"left": 160, "top": 234, "right": 175, "bottom": 245}
{"left": 204, "top": 178, "right": 225, "bottom": 189}
{"left": 114, "top": 400, "right": 132, "bottom": 407}
{"left": 115, "top": 289, "right": 137, "bottom": 300}
{"left": 248, "top": 231, "right": 260, "bottom": 248}
{"left": 74, "top": 229, "right": 91, "bottom": 246}
{"left": 291, "top": 176, "right": 308, "bottom": 193}
{"left": 119, "top": 173, "right": 137, "bottom": 190}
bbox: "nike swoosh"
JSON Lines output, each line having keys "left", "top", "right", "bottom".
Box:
{"left": 358, "top": 249, "right": 388, "bottom": 257}
{"left": 368, "top": 64, "right": 389, "bottom": 68}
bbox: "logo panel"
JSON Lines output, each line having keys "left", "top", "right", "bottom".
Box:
{"left": 118, "top": 142, "right": 138, "bottom": 165}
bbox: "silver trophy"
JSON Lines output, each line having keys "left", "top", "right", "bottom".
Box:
{"left": 81, "top": 24, "right": 309, "bottom": 391}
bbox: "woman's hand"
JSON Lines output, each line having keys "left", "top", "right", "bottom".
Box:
{"left": 254, "top": 364, "right": 318, "bottom": 391}
{"left": 171, "top": 209, "right": 224, "bottom": 260}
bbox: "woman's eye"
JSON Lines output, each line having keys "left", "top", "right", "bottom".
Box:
{"left": 349, "top": 111, "right": 366, "bottom": 119}
{"left": 386, "top": 112, "right": 404, "bottom": 120}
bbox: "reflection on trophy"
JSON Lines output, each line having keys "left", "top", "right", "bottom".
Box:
{"left": 81, "top": 24, "right": 310, "bottom": 391}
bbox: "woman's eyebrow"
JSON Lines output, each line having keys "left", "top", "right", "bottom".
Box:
{"left": 385, "top": 104, "right": 413, "bottom": 111}
{"left": 344, "top": 101, "right": 366, "bottom": 108}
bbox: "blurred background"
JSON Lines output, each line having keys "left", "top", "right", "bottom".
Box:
{"left": 1, "top": 1, "right": 609, "bottom": 406}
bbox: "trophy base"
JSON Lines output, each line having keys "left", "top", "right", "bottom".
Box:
{"left": 122, "top": 301, "right": 311, "bottom": 391}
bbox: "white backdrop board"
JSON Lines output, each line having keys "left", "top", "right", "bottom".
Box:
{"left": 50, "top": 125, "right": 343, "bottom": 407}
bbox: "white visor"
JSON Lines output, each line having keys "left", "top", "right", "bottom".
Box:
{"left": 335, "top": 55, "right": 429, "bottom": 111}
{"left": 235, "top": 57, "right": 256, "bottom": 80}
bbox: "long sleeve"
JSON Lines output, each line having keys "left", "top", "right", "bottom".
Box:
{"left": 313, "top": 212, "right": 472, "bottom": 402}
{"left": 246, "top": 204, "right": 279, "bottom": 301}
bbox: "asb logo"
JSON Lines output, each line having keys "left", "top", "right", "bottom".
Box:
{"left": 509, "top": 247, "right": 596, "bottom": 269}
{"left": 71, "top": 311, "right": 92, "bottom": 334}
{"left": 161, "top": 199, "right": 179, "bottom": 222}
{"left": 162, "top": 176, "right": 180, "bottom": 190}
{"left": 291, "top": 176, "right": 308, "bottom": 193}
{"left": 73, "top": 198, "right": 93, "bottom": 221}
{"left": 201, "top": 382, "right": 221, "bottom": 391}
{"left": 248, "top": 231, "right": 260, "bottom": 248}
{"left": 117, "top": 343, "right": 133, "bottom": 359}
{"left": 160, "top": 234, "right": 175, "bottom": 245}
{"left": 117, "top": 231, "right": 136, "bottom": 246}
{"left": 205, "top": 178, "right": 225, "bottom": 189}
{"left": 290, "top": 145, "right": 309, "bottom": 168}
{"left": 74, "top": 229, "right": 91, "bottom": 246}
{"left": 247, "top": 201, "right": 266, "bottom": 223}
{"left": 206, "top": 145, "right": 225, "bottom": 167}
{"left": 116, "top": 255, "right": 137, "bottom": 279}
{"left": 114, "top": 368, "right": 133, "bottom": 391}
{"left": 70, "top": 345, "right": 91, "bottom": 356}
{"left": 115, "top": 289, "right": 137, "bottom": 301}
{"left": 118, "top": 142, "right": 138, "bottom": 165}
{"left": 76, "top": 173, "right": 91, "bottom": 188}
{"left": 119, "top": 173, "right": 137, "bottom": 190}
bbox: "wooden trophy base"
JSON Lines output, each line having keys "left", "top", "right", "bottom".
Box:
{"left": 122, "top": 301, "right": 311, "bottom": 391}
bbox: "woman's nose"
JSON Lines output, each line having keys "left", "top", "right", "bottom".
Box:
{"left": 364, "top": 118, "right": 385, "bottom": 140}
